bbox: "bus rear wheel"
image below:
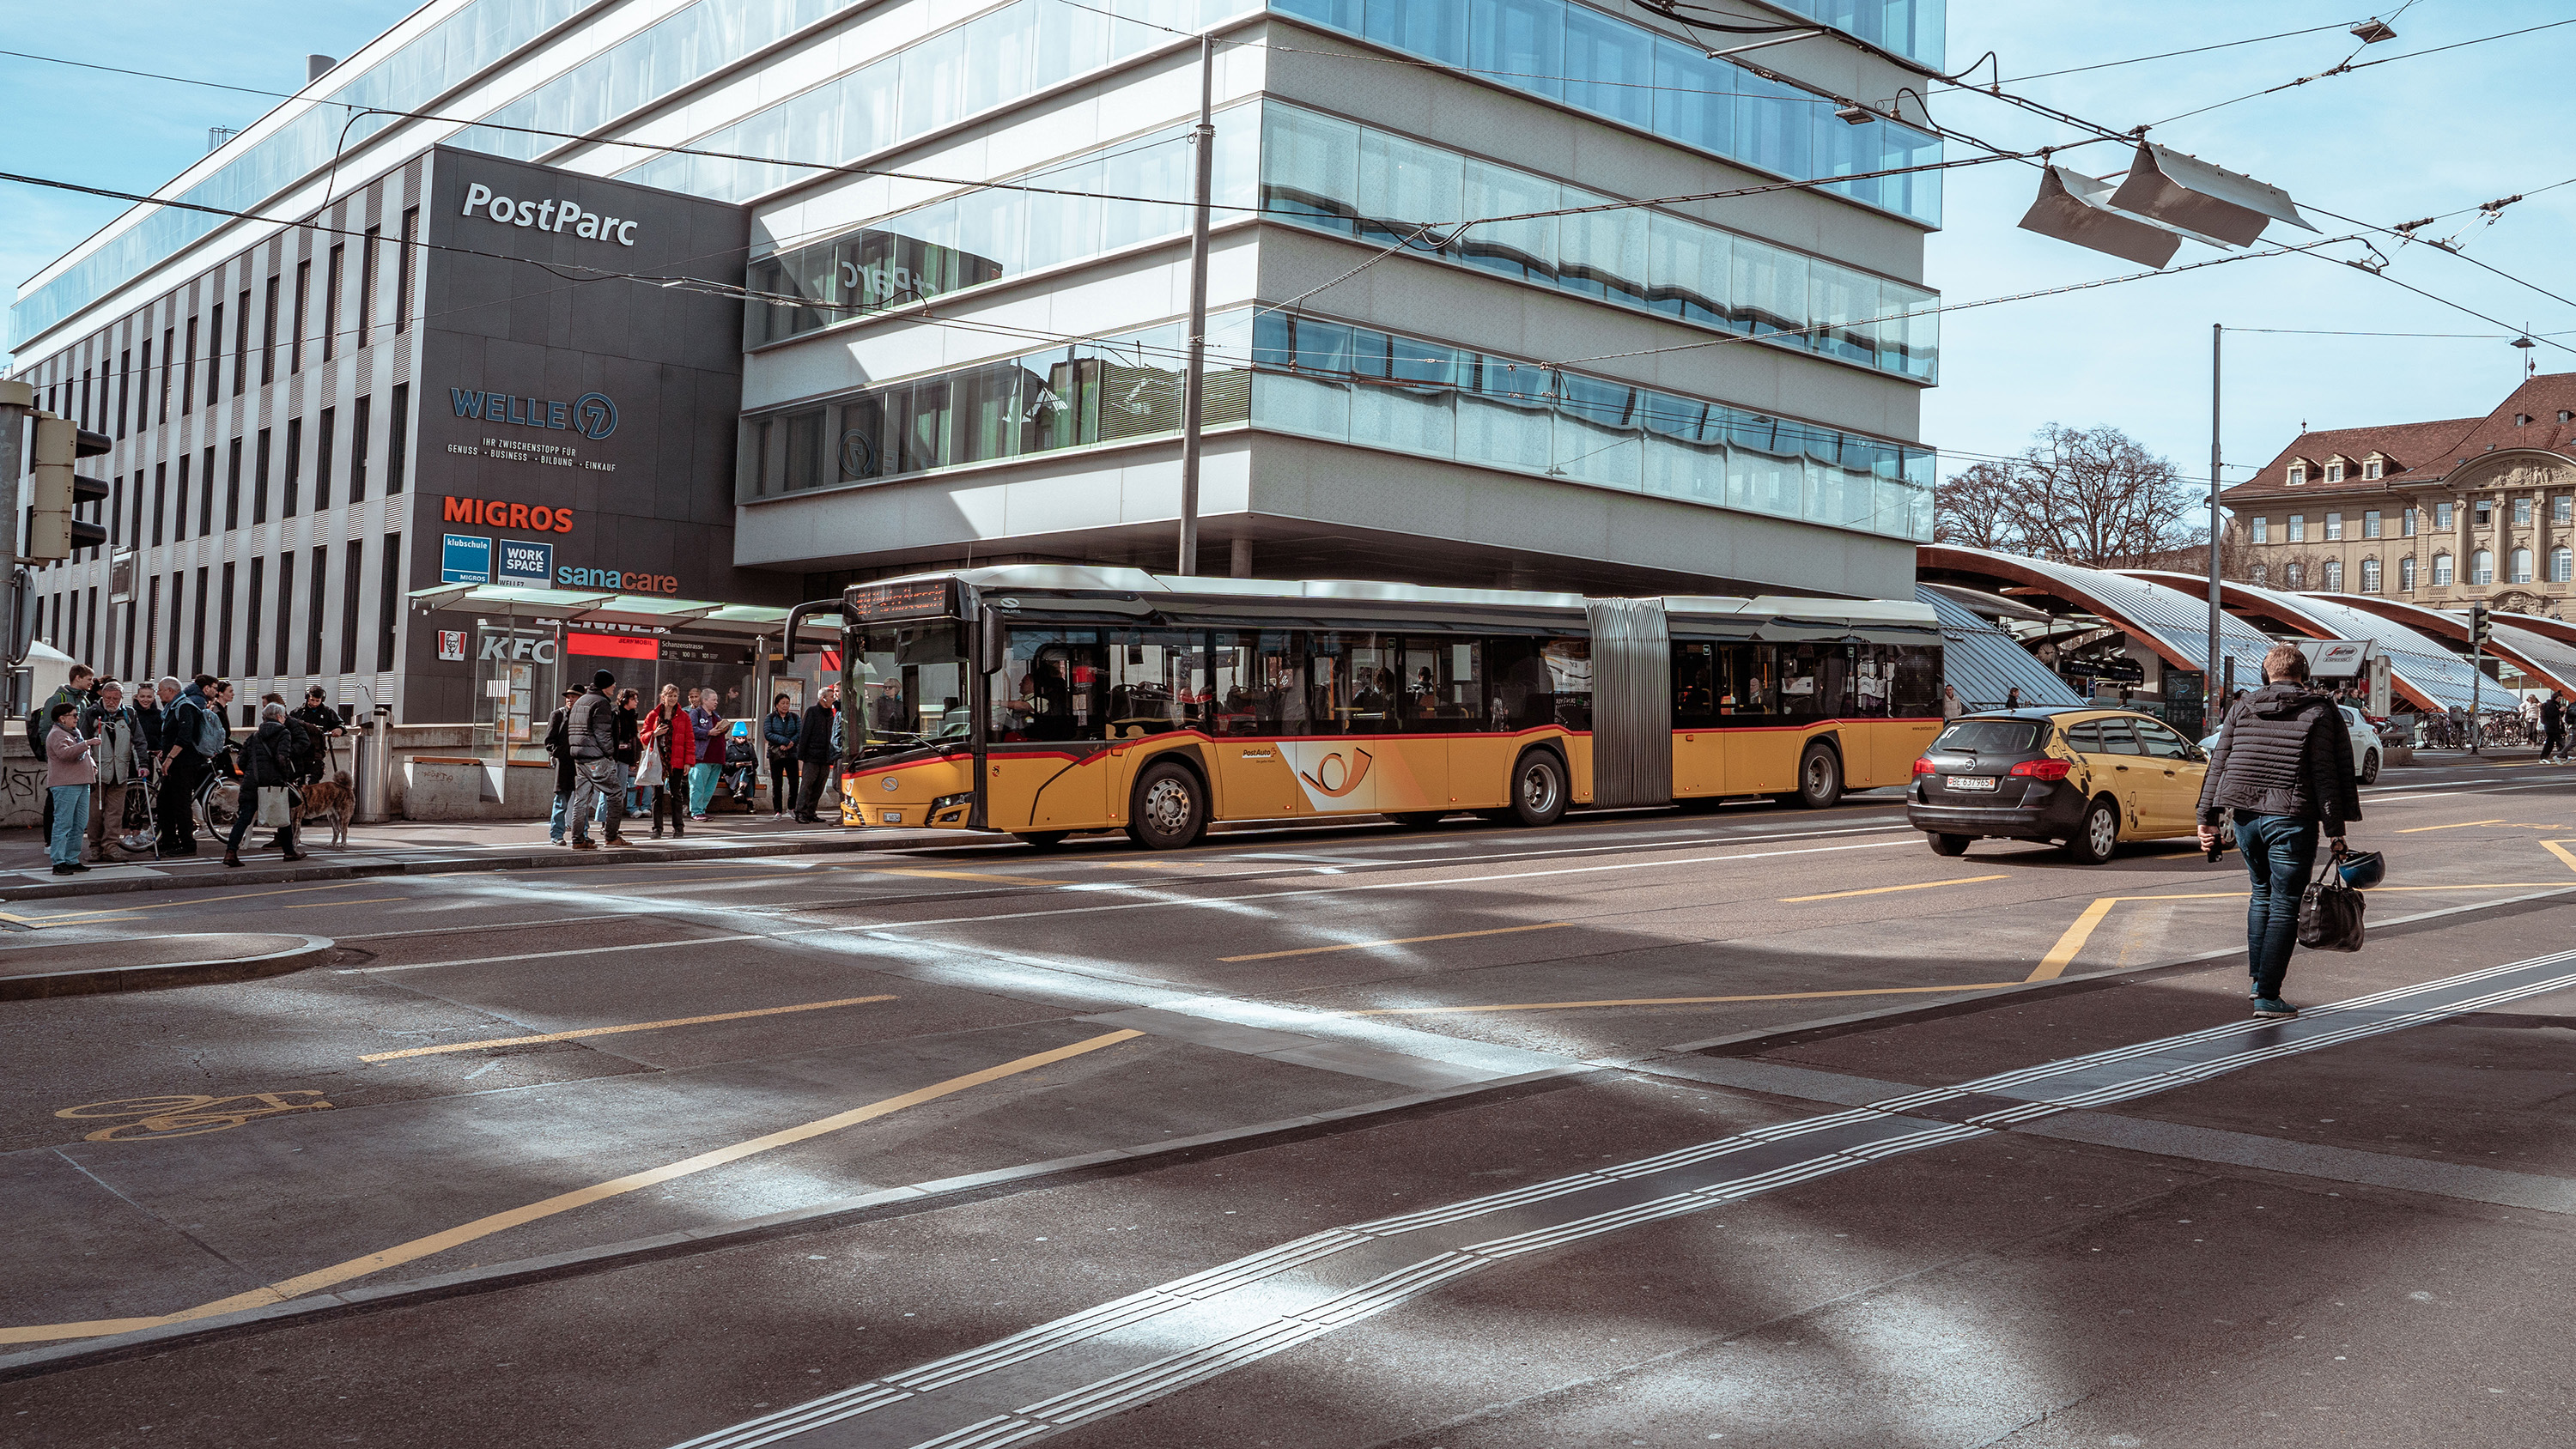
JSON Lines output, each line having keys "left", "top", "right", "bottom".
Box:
{"left": 1508, "top": 750, "right": 1570, "bottom": 828}
{"left": 1127, "top": 761, "right": 1208, "bottom": 850}
{"left": 1783, "top": 741, "right": 1842, "bottom": 809}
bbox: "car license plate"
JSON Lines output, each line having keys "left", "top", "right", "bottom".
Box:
{"left": 881, "top": 810, "right": 902, "bottom": 823}
{"left": 1947, "top": 776, "right": 1998, "bottom": 792}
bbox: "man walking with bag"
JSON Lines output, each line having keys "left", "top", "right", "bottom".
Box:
{"left": 2196, "top": 644, "right": 2362, "bottom": 1018}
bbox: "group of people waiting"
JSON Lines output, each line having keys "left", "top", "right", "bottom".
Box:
{"left": 27, "top": 664, "right": 348, "bottom": 874}
{"left": 544, "top": 670, "right": 844, "bottom": 847}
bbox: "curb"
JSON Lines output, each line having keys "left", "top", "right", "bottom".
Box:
{"left": 0, "top": 934, "right": 334, "bottom": 1000}
{"left": 0, "top": 833, "right": 951, "bottom": 904}
{"left": 0, "top": 1065, "right": 1595, "bottom": 1380}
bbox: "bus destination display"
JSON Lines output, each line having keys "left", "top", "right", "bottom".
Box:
{"left": 848, "top": 578, "right": 962, "bottom": 621}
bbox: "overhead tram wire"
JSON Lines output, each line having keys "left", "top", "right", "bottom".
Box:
{"left": 2142, "top": 15, "right": 2576, "bottom": 130}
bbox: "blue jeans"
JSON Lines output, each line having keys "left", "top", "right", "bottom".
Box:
{"left": 549, "top": 790, "right": 571, "bottom": 844}
{"left": 688, "top": 761, "right": 720, "bottom": 815}
{"left": 2234, "top": 814, "right": 2319, "bottom": 999}
{"left": 48, "top": 785, "right": 89, "bottom": 865}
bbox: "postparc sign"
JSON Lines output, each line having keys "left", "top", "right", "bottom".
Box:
{"left": 461, "top": 182, "right": 639, "bottom": 246}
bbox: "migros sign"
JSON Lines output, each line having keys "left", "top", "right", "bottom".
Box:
{"left": 446, "top": 495, "right": 574, "bottom": 532}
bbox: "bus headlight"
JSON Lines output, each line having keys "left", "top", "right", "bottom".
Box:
{"left": 933, "top": 792, "right": 973, "bottom": 809}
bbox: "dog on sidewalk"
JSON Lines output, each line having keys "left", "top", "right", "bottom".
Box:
{"left": 300, "top": 772, "right": 355, "bottom": 848}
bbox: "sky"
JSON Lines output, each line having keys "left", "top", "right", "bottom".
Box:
{"left": 3, "top": 0, "right": 2573, "bottom": 489}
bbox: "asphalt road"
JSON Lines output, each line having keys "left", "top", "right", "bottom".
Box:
{"left": 3, "top": 757, "right": 2573, "bottom": 1446}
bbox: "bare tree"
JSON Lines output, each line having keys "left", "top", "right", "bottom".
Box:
{"left": 1935, "top": 424, "right": 2204, "bottom": 568}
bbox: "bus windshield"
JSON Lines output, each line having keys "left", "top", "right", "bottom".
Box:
{"left": 854, "top": 621, "right": 969, "bottom": 754}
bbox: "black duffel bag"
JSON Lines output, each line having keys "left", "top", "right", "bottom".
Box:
{"left": 2298, "top": 866, "right": 2367, "bottom": 952}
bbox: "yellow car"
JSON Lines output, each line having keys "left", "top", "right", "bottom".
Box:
{"left": 1906, "top": 706, "right": 2212, "bottom": 864}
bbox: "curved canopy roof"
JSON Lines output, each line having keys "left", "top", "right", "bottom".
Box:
{"left": 2319, "top": 595, "right": 2576, "bottom": 697}
{"left": 2125, "top": 573, "right": 2486, "bottom": 711}
{"left": 1917, "top": 546, "right": 2277, "bottom": 684}
{"left": 1916, "top": 586, "right": 2082, "bottom": 710}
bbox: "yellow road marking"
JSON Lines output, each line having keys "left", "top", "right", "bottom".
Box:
{"left": 1780, "top": 874, "right": 2008, "bottom": 902}
{"left": 2544, "top": 840, "right": 2576, "bottom": 875}
{"left": 359, "top": 994, "right": 900, "bottom": 1061}
{"left": 2029, "top": 897, "right": 2117, "bottom": 982}
{"left": 0, "top": 881, "right": 368, "bottom": 925}
{"left": 871, "top": 869, "right": 1076, "bottom": 885}
{"left": 2396, "top": 819, "right": 2505, "bottom": 833}
{"left": 288, "top": 896, "right": 407, "bottom": 909}
{"left": 0, "top": 1028, "right": 1141, "bottom": 1346}
{"left": 1352, "top": 981, "right": 2026, "bottom": 1015}
{"left": 1221, "top": 922, "right": 1570, "bottom": 962}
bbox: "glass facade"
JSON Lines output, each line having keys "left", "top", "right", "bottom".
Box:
{"left": 744, "top": 306, "right": 1933, "bottom": 541}
{"left": 1261, "top": 105, "right": 1935, "bottom": 381}
{"left": 462, "top": 0, "right": 863, "bottom": 163}
{"left": 1267, "top": 0, "right": 1941, "bottom": 226}
{"left": 14, "top": 0, "right": 596, "bottom": 347}
{"left": 623, "top": 0, "right": 1260, "bottom": 202}
{"left": 747, "top": 106, "right": 1260, "bottom": 346}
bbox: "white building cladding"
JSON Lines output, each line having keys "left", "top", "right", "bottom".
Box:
{"left": 9, "top": 0, "right": 1945, "bottom": 722}
{"left": 724, "top": 0, "right": 1944, "bottom": 597}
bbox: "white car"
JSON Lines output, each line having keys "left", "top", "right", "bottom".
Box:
{"left": 2201, "top": 703, "right": 2382, "bottom": 785}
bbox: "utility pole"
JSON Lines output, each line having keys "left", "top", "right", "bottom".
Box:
{"left": 2207, "top": 324, "right": 2224, "bottom": 704}
{"left": 0, "top": 378, "right": 28, "bottom": 712}
{"left": 1174, "top": 33, "right": 1216, "bottom": 578}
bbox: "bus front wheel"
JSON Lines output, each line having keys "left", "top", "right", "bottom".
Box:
{"left": 1508, "top": 750, "right": 1570, "bottom": 828}
{"left": 1127, "top": 761, "right": 1209, "bottom": 850}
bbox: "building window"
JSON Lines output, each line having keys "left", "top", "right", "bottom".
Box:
{"left": 2436, "top": 501, "right": 2454, "bottom": 529}
{"left": 396, "top": 207, "right": 419, "bottom": 334}
{"left": 2471, "top": 549, "right": 2494, "bottom": 585}
{"left": 204, "top": 304, "right": 221, "bottom": 404}
{"left": 2514, "top": 497, "right": 2533, "bottom": 524}
{"left": 386, "top": 383, "right": 410, "bottom": 494}
{"left": 2433, "top": 552, "right": 2453, "bottom": 586}
{"left": 2251, "top": 564, "right": 2269, "bottom": 585}
{"left": 2324, "top": 512, "right": 2343, "bottom": 541}
{"left": 2322, "top": 559, "right": 2342, "bottom": 591}
{"left": 2251, "top": 516, "right": 2269, "bottom": 544}
{"left": 2553, "top": 546, "right": 2573, "bottom": 584}
{"left": 359, "top": 225, "right": 381, "bottom": 348}
{"left": 116, "top": 349, "right": 131, "bottom": 438}
{"left": 157, "top": 327, "right": 173, "bottom": 422}
{"left": 260, "top": 275, "right": 279, "bottom": 385}
{"left": 2511, "top": 547, "right": 2533, "bottom": 584}
{"left": 2287, "top": 514, "right": 2306, "bottom": 542}
{"left": 324, "top": 245, "right": 343, "bottom": 361}
{"left": 2555, "top": 495, "right": 2573, "bottom": 524}
{"left": 377, "top": 533, "right": 403, "bottom": 670}
{"left": 350, "top": 394, "right": 372, "bottom": 502}
{"left": 2364, "top": 459, "right": 2382, "bottom": 479}
{"left": 2402, "top": 507, "right": 2417, "bottom": 537}
{"left": 2287, "top": 464, "right": 2306, "bottom": 485}
{"left": 307, "top": 545, "right": 329, "bottom": 675}
{"left": 232, "top": 288, "right": 250, "bottom": 397}
{"left": 224, "top": 437, "right": 243, "bottom": 530}
{"left": 252, "top": 427, "right": 270, "bottom": 524}
{"left": 314, "top": 407, "right": 336, "bottom": 510}
{"left": 2474, "top": 500, "right": 2493, "bottom": 527}
{"left": 2285, "top": 561, "right": 2305, "bottom": 589}
{"left": 2401, "top": 555, "right": 2417, "bottom": 591}
{"left": 2324, "top": 461, "right": 2344, "bottom": 482}
{"left": 2362, "top": 509, "right": 2381, "bottom": 538}
{"left": 2360, "top": 556, "right": 2381, "bottom": 593}
{"left": 274, "top": 554, "right": 295, "bottom": 675}
{"left": 283, "top": 418, "right": 302, "bottom": 518}
{"left": 292, "top": 258, "right": 310, "bottom": 374}
{"left": 339, "top": 539, "right": 363, "bottom": 674}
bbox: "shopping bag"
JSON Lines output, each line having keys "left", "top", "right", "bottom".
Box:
{"left": 634, "top": 746, "right": 665, "bottom": 789}
{"left": 255, "top": 787, "right": 297, "bottom": 829}
{"left": 2297, "top": 873, "right": 2366, "bottom": 952}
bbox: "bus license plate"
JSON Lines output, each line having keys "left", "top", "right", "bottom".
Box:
{"left": 1947, "top": 776, "right": 1997, "bottom": 792}
{"left": 882, "top": 810, "right": 903, "bottom": 823}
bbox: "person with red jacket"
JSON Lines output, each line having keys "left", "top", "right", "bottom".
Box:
{"left": 640, "top": 682, "right": 697, "bottom": 839}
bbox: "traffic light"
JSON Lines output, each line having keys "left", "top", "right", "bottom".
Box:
{"left": 2468, "top": 601, "right": 2493, "bottom": 650}
{"left": 27, "top": 412, "right": 109, "bottom": 561}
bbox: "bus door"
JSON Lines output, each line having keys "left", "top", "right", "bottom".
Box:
{"left": 1394, "top": 635, "right": 1483, "bottom": 809}
{"left": 1671, "top": 640, "right": 1728, "bottom": 797}
{"left": 1209, "top": 632, "right": 1300, "bottom": 819}
{"left": 994, "top": 628, "right": 1109, "bottom": 829}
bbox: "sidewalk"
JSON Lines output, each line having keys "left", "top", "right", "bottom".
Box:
{"left": 0, "top": 810, "right": 954, "bottom": 903}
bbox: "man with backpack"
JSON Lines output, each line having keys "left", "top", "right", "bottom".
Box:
{"left": 157, "top": 676, "right": 231, "bottom": 858}
{"left": 2541, "top": 689, "right": 2567, "bottom": 764}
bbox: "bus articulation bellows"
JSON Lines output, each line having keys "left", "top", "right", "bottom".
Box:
{"left": 807, "top": 567, "right": 1945, "bottom": 849}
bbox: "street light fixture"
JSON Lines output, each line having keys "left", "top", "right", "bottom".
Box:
{"left": 2349, "top": 17, "right": 2397, "bottom": 44}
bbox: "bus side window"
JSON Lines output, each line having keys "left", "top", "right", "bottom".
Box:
{"left": 1486, "top": 636, "right": 1556, "bottom": 731}
{"left": 1400, "top": 637, "right": 1483, "bottom": 731}
{"left": 999, "top": 627, "right": 1105, "bottom": 742}
{"left": 1672, "top": 642, "right": 1718, "bottom": 728}
{"left": 1254, "top": 632, "right": 1319, "bottom": 735}
{"left": 1893, "top": 644, "right": 1942, "bottom": 717}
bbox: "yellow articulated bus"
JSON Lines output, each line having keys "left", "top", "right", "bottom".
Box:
{"left": 798, "top": 567, "right": 1945, "bottom": 850}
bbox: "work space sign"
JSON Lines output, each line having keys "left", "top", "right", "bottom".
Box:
{"left": 497, "top": 538, "right": 555, "bottom": 585}
{"left": 442, "top": 533, "right": 493, "bottom": 584}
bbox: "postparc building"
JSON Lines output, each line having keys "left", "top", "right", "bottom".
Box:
{"left": 7, "top": 0, "right": 1946, "bottom": 763}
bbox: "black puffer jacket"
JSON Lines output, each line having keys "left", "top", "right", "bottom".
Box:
{"left": 2196, "top": 682, "right": 2361, "bottom": 830}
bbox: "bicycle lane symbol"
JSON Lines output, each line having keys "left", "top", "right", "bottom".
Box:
{"left": 55, "top": 1093, "right": 334, "bottom": 1143}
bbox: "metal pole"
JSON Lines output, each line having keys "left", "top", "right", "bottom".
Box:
{"left": 1175, "top": 33, "right": 1216, "bottom": 578}
{"left": 2208, "top": 324, "right": 2224, "bottom": 699}
{"left": 0, "top": 379, "right": 27, "bottom": 716}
